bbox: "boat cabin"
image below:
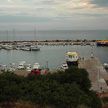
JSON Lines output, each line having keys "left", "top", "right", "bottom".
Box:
{"left": 66, "top": 52, "right": 78, "bottom": 67}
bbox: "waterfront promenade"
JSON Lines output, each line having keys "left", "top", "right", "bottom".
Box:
{"left": 78, "top": 57, "right": 108, "bottom": 92}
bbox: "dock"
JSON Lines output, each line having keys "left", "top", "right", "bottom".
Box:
{"left": 78, "top": 57, "right": 108, "bottom": 92}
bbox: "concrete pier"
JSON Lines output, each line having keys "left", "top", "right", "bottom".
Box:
{"left": 78, "top": 57, "right": 108, "bottom": 92}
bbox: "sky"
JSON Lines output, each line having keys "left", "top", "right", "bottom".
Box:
{"left": 0, "top": 0, "right": 108, "bottom": 30}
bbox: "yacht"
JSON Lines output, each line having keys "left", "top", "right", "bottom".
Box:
{"left": 30, "top": 29, "right": 40, "bottom": 51}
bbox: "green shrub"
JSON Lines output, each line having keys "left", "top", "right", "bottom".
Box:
{"left": 0, "top": 67, "right": 102, "bottom": 108}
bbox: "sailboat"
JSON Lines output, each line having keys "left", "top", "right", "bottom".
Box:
{"left": 4, "top": 30, "right": 13, "bottom": 50}
{"left": 30, "top": 29, "right": 40, "bottom": 51}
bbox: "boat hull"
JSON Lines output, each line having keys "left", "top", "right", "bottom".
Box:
{"left": 97, "top": 42, "right": 108, "bottom": 46}
{"left": 66, "top": 61, "right": 78, "bottom": 67}
{"left": 30, "top": 48, "right": 40, "bottom": 51}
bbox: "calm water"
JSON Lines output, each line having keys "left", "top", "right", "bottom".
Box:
{"left": 0, "top": 30, "right": 108, "bottom": 41}
{"left": 0, "top": 45, "right": 108, "bottom": 69}
{"left": 0, "top": 30, "right": 108, "bottom": 69}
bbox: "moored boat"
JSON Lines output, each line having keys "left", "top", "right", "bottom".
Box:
{"left": 103, "top": 63, "right": 108, "bottom": 69}
{"left": 30, "top": 45, "right": 40, "bottom": 51}
{"left": 26, "top": 64, "right": 32, "bottom": 72}
{"left": 22, "top": 47, "right": 30, "bottom": 51}
{"left": 33, "top": 63, "right": 40, "bottom": 69}
{"left": 61, "top": 62, "right": 68, "bottom": 70}
{"left": 17, "top": 61, "right": 26, "bottom": 70}
{"left": 66, "top": 52, "right": 79, "bottom": 67}
{"left": 97, "top": 40, "right": 108, "bottom": 46}
{"left": 9, "top": 63, "right": 16, "bottom": 72}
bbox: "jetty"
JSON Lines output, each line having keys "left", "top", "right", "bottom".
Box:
{"left": 78, "top": 57, "right": 108, "bottom": 92}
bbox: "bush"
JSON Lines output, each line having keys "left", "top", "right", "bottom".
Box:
{"left": 0, "top": 67, "right": 102, "bottom": 108}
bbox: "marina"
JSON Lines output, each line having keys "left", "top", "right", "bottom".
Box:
{"left": 0, "top": 44, "right": 108, "bottom": 69}
{"left": 0, "top": 47, "right": 108, "bottom": 93}
{"left": 0, "top": 30, "right": 108, "bottom": 93}
{"left": 0, "top": 0, "right": 108, "bottom": 106}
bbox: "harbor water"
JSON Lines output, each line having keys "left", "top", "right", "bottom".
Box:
{"left": 0, "top": 45, "right": 108, "bottom": 69}
{"left": 0, "top": 30, "right": 108, "bottom": 69}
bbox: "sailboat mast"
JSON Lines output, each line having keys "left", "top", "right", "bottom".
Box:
{"left": 34, "top": 28, "right": 38, "bottom": 46}
{"left": 13, "top": 29, "right": 15, "bottom": 41}
{"left": 6, "top": 30, "right": 8, "bottom": 42}
{"left": 34, "top": 29, "right": 36, "bottom": 44}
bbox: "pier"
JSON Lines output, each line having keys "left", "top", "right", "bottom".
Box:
{"left": 78, "top": 57, "right": 108, "bottom": 92}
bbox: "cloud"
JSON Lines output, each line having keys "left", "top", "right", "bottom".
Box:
{"left": 0, "top": 0, "right": 107, "bottom": 17}
{"left": 0, "top": 0, "right": 107, "bottom": 30}
{"left": 8, "top": 0, "right": 13, "bottom": 2}
{"left": 89, "top": 0, "right": 108, "bottom": 7}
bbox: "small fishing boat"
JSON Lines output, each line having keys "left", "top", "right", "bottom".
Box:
{"left": 61, "top": 62, "right": 68, "bottom": 70}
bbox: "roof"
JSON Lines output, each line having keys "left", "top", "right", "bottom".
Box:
{"left": 66, "top": 52, "right": 78, "bottom": 56}
{"left": 97, "top": 40, "right": 108, "bottom": 43}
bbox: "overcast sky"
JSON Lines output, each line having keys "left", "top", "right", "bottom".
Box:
{"left": 0, "top": 0, "right": 108, "bottom": 30}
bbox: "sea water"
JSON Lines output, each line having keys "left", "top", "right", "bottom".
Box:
{"left": 0, "top": 30, "right": 108, "bottom": 41}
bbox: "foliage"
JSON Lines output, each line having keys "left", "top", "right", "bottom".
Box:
{"left": 102, "top": 97, "right": 108, "bottom": 103}
{"left": 0, "top": 67, "right": 102, "bottom": 108}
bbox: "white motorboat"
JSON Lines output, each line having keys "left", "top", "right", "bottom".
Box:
{"left": 33, "top": 63, "right": 40, "bottom": 69}
{"left": 104, "top": 63, "right": 108, "bottom": 69}
{"left": 2, "top": 45, "right": 13, "bottom": 50}
{"left": 61, "top": 62, "right": 68, "bottom": 70}
{"left": 22, "top": 47, "right": 30, "bottom": 51}
{"left": 30, "top": 45, "right": 40, "bottom": 51}
{"left": 26, "top": 64, "right": 32, "bottom": 72}
{"left": 17, "top": 61, "right": 26, "bottom": 70}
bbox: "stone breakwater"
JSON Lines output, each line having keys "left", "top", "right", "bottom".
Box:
{"left": 0, "top": 40, "right": 96, "bottom": 46}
